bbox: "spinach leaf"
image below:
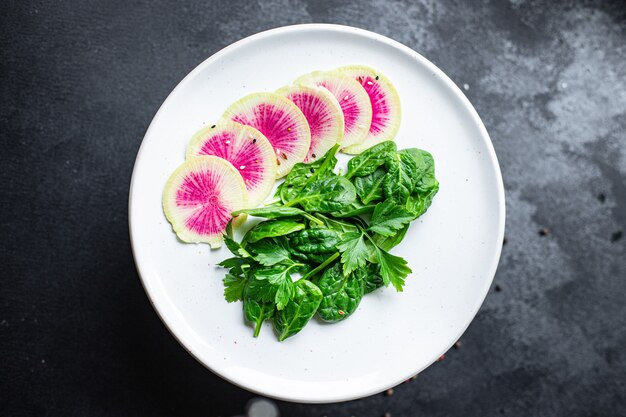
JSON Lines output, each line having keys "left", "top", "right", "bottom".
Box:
{"left": 311, "top": 213, "right": 359, "bottom": 234}
{"left": 344, "top": 141, "right": 397, "bottom": 179}
{"left": 280, "top": 144, "right": 339, "bottom": 202}
{"left": 337, "top": 231, "right": 374, "bottom": 276}
{"left": 273, "top": 279, "right": 323, "bottom": 341}
{"left": 406, "top": 182, "right": 439, "bottom": 218}
{"left": 289, "top": 249, "right": 328, "bottom": 264}
{"left": 404, "top": 148, "right": 437, "bottom": 191}
{"left": 233, "top": 206, "right": 324, "bottom": 226}
{"left": 360, "top": 263, "right": 384, "bottom": 294}
{"left": 223, "top": 273, "right": 246, "bottom": 302}
{"left": 331, "top": 201, "right": 376, "bottom": 218}
{"left": 289, "top": 229, "right": 341, "bottom": 264}
{"left": 246, "top": 237, "right": 292, "bottom": 266}
{"left": 244, "top": 220, "right": 305, "bottom": 243}
{"left": 383, "top": 151, "right": 418, "bottom": 203}
{"left": 368, "top": 200, "right": 415, "bottom": 237}
{"left": 372, "top": 224, "right": 410, "bottom": 251}
{"left": 317, "top": 263, "right": 365, "bottom": 322}
{"left": 286, "top": 176, "right": 356, "bottom": 213}
{"left": 290, "top": 229, "right": 341, "bottom": 253}
{"left": 354, "top": 168, "right": 386, "bottom": 204}
{"left": 279, "top": 166, "right": 311, "bottom": 203}
{"left": 403, "top": 148, "right": 439, "bottom": 217}
{"left": 243, "top": 296, "right": 275, "bottom": 337}
{"left": 246, "top": 264, "right": 301, "bottom": 310}
{"left": 416, "top": 171, "right": 439, "bottom": 195}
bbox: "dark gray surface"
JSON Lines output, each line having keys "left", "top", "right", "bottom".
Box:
{"left": 1, "top": 1, "right": 625, "bottom": 416}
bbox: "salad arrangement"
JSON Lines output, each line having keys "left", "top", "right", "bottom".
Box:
{"left": 162, "top": 65, "right": 439, "bottom": 340}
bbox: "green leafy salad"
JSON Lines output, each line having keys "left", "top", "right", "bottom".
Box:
{"left": 221, "top": 141, "right": 439, "bottom": 340}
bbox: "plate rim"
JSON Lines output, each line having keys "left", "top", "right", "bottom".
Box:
{"left": 128, "top": 23, "right": 506, "bottom": 403}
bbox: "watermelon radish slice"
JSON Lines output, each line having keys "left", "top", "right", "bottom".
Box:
{"left": 222, "top": 93, "right": 311, "bottom": 178}
{"left": 336, "top": 65, "right": 401, "bottom": 154}
{"left": 276, "top": 84, "right": 344, "bottom": 163}
{"left": 162, "top": 156, "right": 249, "bottom": 248}
{"left": 186, "top": 122, "right": 277, "bottom": 207}
{"left": 294, "top": 70, "right": 372, "bottom": 153}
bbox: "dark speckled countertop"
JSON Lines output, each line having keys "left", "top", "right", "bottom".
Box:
{"left": 1, "top": 1, "right": 624, "bottom": 416}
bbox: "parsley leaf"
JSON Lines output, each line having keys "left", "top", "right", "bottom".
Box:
{"left": 247, "top": 265, "right": 299, "bottom": 310}
{"left": 372, "top": 224, "right": 410, "bottom": 250}
{"left": 223, "top": 273, "right": 246, "bottom": 302}
{"left": 224, "top": 235, "right": 252, "bottom": 258}
{"left": 337, "top": 232, "right": 373, "bottom": 276}
{"left": 218, "top": 257, "right": 246, "bottom": 270}
{"left": 371, "top": 245, "right": 412, "bottom": 292}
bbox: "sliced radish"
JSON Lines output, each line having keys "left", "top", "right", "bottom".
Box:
{"left": 162, "top": 156, "right": 248, "bottom": 248}
{"left": 294, "top": 70, "right": 372, "bottom": 153}
{"left": 186, "top": 122, "right": 277, "bottom": 207}
{"left": 336, "top": 65, "right": 401, "bottom": 154}
{"left": 276, "top": 84, "right": 344, "bottom": 163}
{"left": 222, "top": 93, "right": 311, "bottom": 178}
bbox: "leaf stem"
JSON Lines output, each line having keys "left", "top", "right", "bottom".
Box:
{"left": 285, "top": 262, "right": 306, "bottom": 273}
{"left": 362, "top": 230, "right": 380, "bottom": 249}
{"left": 253, "top": 317, "right": 263, "bottom": 337}
{"left": 302, "top": 212, "right": 324, "bottom": 225}
{"left": 301, "top": 252, "right": 340, "bottom": 280}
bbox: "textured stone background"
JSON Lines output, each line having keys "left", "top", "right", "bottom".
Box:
{"left": 1, "top": 1, "right": 625, "bottom": 416}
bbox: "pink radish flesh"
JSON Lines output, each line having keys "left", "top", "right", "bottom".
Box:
{"left": 187, "top": 122, "right": 276, "bottom": 206}
{"left": 163, "top": 156, "right": 248, "bottom": 247}
{"left": 336, "top": 66, "right": 401, "bottom": 153}
{"left": 294, "top": 71, "right": 372, "bottom": 151}
{"left": 313, "top": 81, "right": 360, "bottom": 132}
{"left": 176, "top": 170, "right": 231, "bottom": 236}
{"left": 222, "top": 93, "right": 310, "bottom": 178}
{"left": 196, "top": 131, "right": 266, "bottom": 189}
{"left": 232, "top": 104, "right": 298, "bottom": 160}
{"left": 278, "top": 85, "right": 343, "bottom": 162}
{"left": 357, "top": 76, "right": 391, "bottom": 135}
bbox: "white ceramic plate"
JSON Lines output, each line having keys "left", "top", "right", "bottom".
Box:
{"left": 129, "top": 24, "right": 505, "bottom": 403}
